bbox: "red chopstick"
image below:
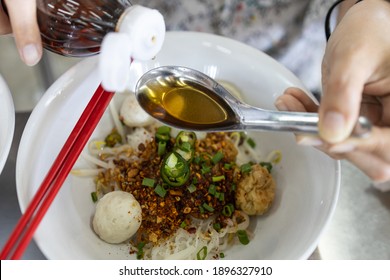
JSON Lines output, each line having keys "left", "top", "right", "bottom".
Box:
{"left": 0, "top": 83, "right": 114, "bottom": 260}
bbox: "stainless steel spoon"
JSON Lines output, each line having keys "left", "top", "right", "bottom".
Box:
{"left": 135, "top": 66, "right": 371, "bottom": 137}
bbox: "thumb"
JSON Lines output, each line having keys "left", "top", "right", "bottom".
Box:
{"left": 320, "top": 55, "right": 369, "bottom": 144}
{"left": 5, "top": 0, "right": 42, "bottom": 66}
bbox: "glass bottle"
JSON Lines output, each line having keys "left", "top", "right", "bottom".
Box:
{"left": 36, "top": 0, "right": 135, "bottom": 57}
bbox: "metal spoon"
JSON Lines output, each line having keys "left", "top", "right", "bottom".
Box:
{"left": 135, "top": 66, "right": 371, "bottom": 137}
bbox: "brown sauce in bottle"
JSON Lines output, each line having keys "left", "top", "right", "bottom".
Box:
{"left": 36, "top": 0, "right": 132, "bottom": 57}
{"left": 137, "top": 79, "right": 239, "bottom": 130}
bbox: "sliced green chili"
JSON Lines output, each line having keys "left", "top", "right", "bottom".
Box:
{"left": 197, "top": 246, "right": 208, "bottom": 260}
{"left": 161, "top": 152, "right": 190, "bottom": 187}
{"left": 175, "top": 131, "right": 197, "bottom": 148}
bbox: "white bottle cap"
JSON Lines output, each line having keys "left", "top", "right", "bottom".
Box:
{"left": 99, "top": 5, "right": 165, "bottom": 92}
{"left": 99, "top": 32, "right": 133, "bottom": 92}
{"left": 118, "top": 5, "right": 166, "bottom": 61}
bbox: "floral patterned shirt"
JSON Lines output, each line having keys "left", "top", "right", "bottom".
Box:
{"left": 133, "top": 0, "right": 333, "bottom": 92}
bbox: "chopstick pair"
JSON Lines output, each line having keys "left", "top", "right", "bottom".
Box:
{"left": 0, "top": 84, "right": 114, "bottom": 260}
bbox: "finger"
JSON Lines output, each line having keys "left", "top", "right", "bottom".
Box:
{"left": 275, "top": 87, "right": 318, "bottom": 113}
{"left": 5, "top": 0, "right": 42, "bottom": 66}
{"left": 320, "top": 51, "right": 369, "bottom": 144}
{"left": 344, "top": 150, "right": 390, "bottom": 183}
{"left": 328, "top": 126, "right": 390, "bottom": 163}
{"left": 0, "top": 2, "right": 11, "bottom": 34}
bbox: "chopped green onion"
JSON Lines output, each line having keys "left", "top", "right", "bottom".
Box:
{"left": 197, "top": 246, "right": 208, "bottom": 260}
{"left": 224, "top": 163, "right": 232, "bottom": 170}
{"left": 142, "top": 177, "right": 155, "bottom": 187}
{"left": 187, "top": 184, "right": 197, "bottom": 193}
{"left": 222, "top": 203, "right": 234, "bottom": 217}
{"left": 192, "top": 177, "right": 198, "bottom": 184}
{"left": 215, "top": 192, "right": 225, "bottom": 202}
{"left": 193, "top": 156, "right": 202, "bottom": 165}
{"left": 199, "top": 205, "right": 205, "bottom": 214}
{"left": 91, "top": 191, "right": 98, "bottom": 203}
{"left": 260, "top": 161, "right": 273, "bottom": 173}
{"left": 231, "top": 183, "right": 236, "bottom": 192}
{"left": 212, "top": 175, "right": 225, "bottom": 182}
{"left": 136, "top": 242, "right": 145, "bottom": 259}
{"left": 219, "top": 252, "right": 225, "bottom": 258}
{"left": 213, "top": 223, "right": 221, "bottom": 231}
{"left": 180, "top": 221, "right": 187, "bottom": 228}
{"left": 157, "top": 125, "right": 171, "bottom": 135}
{"left": 158, "top": 141, "right": 167, "bottom": 156}
{"left": 246, "top": 137, "right": 256, "bottom": 148}
{"left": 240, "top": 163, "right": 252, "bottom": 174}
{"left": 201, "top": 164, "right": 211, "bottom": 175}
{"left": 154, "top": 184, "right": 167, "bottom": 197}
{"left": 155, "top": 133, "right": 170, "bottom": 142}
{"left": 208, "top": 184, "right": 216, "bottom": 195}
{"left": 202, "top": 203, "right": 214, "bottom": 212}
{"left": 237, "top": 230, "right": 250, "bottom": 245}
{"left": 211, "top": 151, "right": 224, "bottom": 164}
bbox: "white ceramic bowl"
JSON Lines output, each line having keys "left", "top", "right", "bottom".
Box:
{"left": 16, "top": 32, "right": 340, "bottom": 260}
{"left": 0, "top": 74, "right": 15, "bottom": 175}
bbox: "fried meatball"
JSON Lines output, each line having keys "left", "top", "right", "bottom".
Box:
{"left": 235, "top": 164, "right": 275, "bottom": 215}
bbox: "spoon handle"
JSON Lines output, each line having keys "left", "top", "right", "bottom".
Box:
{"left": 240, "top": 108, "right": 372, "bottom": 138}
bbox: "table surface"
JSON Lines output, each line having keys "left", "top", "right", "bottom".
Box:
{"left": 1, "top": 112, "right": 390, "bottom": 260}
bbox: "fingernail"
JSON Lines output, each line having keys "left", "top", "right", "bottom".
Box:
{"left": 320, "top": 111, "right": 347, "bottom": 143}
{"left": 297, "top": 136, "right": 324, "bottom": 146}
{"left": 21, "top": 44, "right": 40, "bottom": 66}
{"left": 274, "top": 99, "right": 289, "bottom": 111}
{"left": 329, "top": 143, "right": 355, "bottom": 153}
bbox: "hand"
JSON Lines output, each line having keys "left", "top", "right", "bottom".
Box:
{"left": 275, "top": 0, "right": 390, "bottom": 182}
{"left": 0, "top": 0, "right": 42, "bottom": 66}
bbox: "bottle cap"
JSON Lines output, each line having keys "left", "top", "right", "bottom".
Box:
{"left": 99, "top": 32, "right": 133, "bottom": 92}
{"left": 118, "top": 5, "right": 166, "bottom": 61}
{"left": 99, "top": 5, "right": 165, "bottom": 92}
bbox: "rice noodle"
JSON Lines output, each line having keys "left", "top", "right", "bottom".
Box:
{"left": 140, "top": 210, "right": 250, "bottom": 260}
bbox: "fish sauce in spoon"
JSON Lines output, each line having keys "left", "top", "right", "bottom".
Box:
{"left": 136, "top": 76, "right": 239, "bottom": 130}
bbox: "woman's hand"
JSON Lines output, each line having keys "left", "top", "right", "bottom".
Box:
{"left": 275, "top": 0, "right": 390, "bottom": 182}
{"left": 0, "top": 0, "right": 42, "bottom": 66}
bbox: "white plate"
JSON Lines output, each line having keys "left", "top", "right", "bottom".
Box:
{"left": 16, "top": 32, "right": 340, "bottom": 260}
{"left": 0, "top": 74, "right": 15, "bottom": 175}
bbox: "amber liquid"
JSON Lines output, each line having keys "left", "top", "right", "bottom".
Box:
{"left": 137, "top": 79, "right": 239, "bottom": 130}
{"left": 37, "top": 0, "right": 132, "bottom": 57}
